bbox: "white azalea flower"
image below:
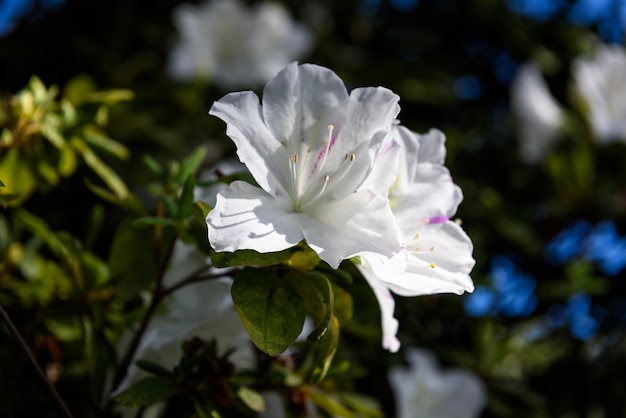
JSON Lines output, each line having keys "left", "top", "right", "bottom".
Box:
{"left": 572, "top": 44, "right": 626, "bottom": 143}
{"left": 389, "top": 348, "right": 486, "bottom": 418}
{"left": 167, "top": 0, "right": 313, "bottom": 88}
{"left": 511, "top": 63, "right": 565, "bottom": 163}
{"left": 207, "top": 62, "right": 404, "bottom": 269}
{"left": 357, "top": 127, "right": 475, "bottom": 352}
{"left": 113, "top": 241, "right": 254, "bottom": 399}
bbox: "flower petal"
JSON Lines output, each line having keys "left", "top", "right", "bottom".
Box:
{"left": 358, "top": 261, "right": 401, "bottom": 352}
{"left": 392, "top": 164, "right": 463, "bottom": 235}
{"left": 209, "top": 91, "right": 289, "bottom": 195}
{"left": 386, "top": 221, "right": 475, "bottom": 297}
{"left": 302, "top": 190, "right": 403, "bottom": 269}
{"left": 262, "top": 62, "right": 349, "bottom": 147}
{"left": 206, "top": 180, "right": 307, "bottom": 253}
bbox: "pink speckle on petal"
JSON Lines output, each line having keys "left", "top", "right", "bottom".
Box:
{"left": 427, "top": 215, "right": 450, "bottom": 224}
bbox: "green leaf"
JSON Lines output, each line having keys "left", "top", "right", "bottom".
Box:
{"left": 71, "top": 137, "right": 129, "bottom": 199}
{"left": 135, "top": 359, "right": 174, "bottom": 378}
{"left": 231, "top": 268, "right": 305, "bottom": 356}
{"left": 57, "top": 143, "right": 78, "bottom": 177}
{"left": 131, "top": 217, "right": 179, "bottom": 229}
{"left": 287, "top": 271, "right": 333, "bottom": 342}
{"left": 142, "top": 154, "right": 164, "bottom": 177}
{"left": 178, "top": 146, "right": 207, "bottom": 184}
{"left": 14, "top": 208, "right": 72, "bottom": 260}
{"left": 178, "top": 174, "right": 196, "bottom": 219}
{"left": 0, "top": 146, "right": 37, "bottom": 206}
{"left": 283, "top": 244, "right": 320, "bottom": 271}
{"left": 83, "top": 126, "right": 130, "bottom": 160}
{"left": 330, "top": 282, "right": 353, "bottom": 326}
{"left": 236, "top": 387, "right": 265, "bottom": 412}
{"left": 108, "top": 217, "right": 157, "bottom": 300}
{"left": 338, "top": 392, "right": 383, "bottom": 417}
{"left": 191, "top": 201, "right": 212, "bottom": 227}
{"left": 308, "top": 388, "right": 356, "bottom": 418}
{"left": 306, "top": 316, "right": 340, "bottom": 384}
{"left": 210, "top": 246, "right": 298, "bottom": 268}
{"left": 112, "top": 376, "right": 176, "bottom": 408}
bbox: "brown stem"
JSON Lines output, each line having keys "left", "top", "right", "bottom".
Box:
{"left": 0, "top": 303, "right": 74, "bottom": 418}
{"left": 110, "top": 236, "right": 177, "bottom": 391}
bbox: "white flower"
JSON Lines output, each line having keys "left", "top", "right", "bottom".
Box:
{"left": 357, "top": 127, "right": 475, "bottom": 352}
{"left": 206, "top": 62, "right": 404, "bottom": 269}
{"left": 511, "top": 63, "right": 565, "bottom": 163}
{"left": 389, "top": 348, "right": 486, "bottom": 418}
{"left": 167, "top": 0, "right": 313, "bottom": 88}
{"left": 572, "top": 44, "right": 626, "bottom": 143}
{"left": 113, "top": 241, "right": 254, "bottom": 398}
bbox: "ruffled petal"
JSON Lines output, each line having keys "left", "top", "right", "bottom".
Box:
{"left": 206, "top": 180, "right": 306, "bottom": 253}
{"left": 386, "top": 221, "right": 475, "bottom": 297}
{"left": 392, "top": 164, "right": 463, "bottom": 235}
{"left": 302, "top": 190, "right": 403, "bottom": 269}
{"left": 209, "top": 92, "right": 288, "bottom": 195}
{"left": 358, "top": 260, "right": 401, "bottom": 352}
{"left": 262, "top": 62, "right": 349, "bottom": 148}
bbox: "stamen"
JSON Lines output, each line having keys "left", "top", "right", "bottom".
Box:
{"left": 330, "top": 153, "right": 357, "bottom": 185}
{"left": 430, "top": 263, "right": 436, "bottom": 269}
{"left": 299, "top": 175, "right": 330, "bottom": 210}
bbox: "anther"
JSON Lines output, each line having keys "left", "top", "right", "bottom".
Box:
{"left": 430, "top": 263, "right": 436, "bottom": 269}
{"left": 429, "top": 245, "right": 436, "bottom": 252}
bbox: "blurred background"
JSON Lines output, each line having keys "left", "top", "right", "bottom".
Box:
{"left": 1, "top": 0, "right": 626, "bottom": 417}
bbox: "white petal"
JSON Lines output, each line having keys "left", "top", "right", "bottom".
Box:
{"left": 209, "top": 92, "right": 289, "bottom": 195}
{"left": 511, "top": 63, "right": 564, "bottom": 163}
{"left": 358, "top": 260, "right": 401, "bottom": 352}
{"left": 386, "top": 222, "right": 475, "bottom": 297}
{"left": 392, "top": 164, "right": 463, "bottom": 235}
{"left": 331, "top": 87, "right": 401, "bottom": 165}
{"left": 302, "top": 190, "right": 403, "bottom": 269}
{"left": 572, "top": 44, "right": 626, "bottom": 142}
{"left": 389, "top": 348, "right": 486, "bottom": 418}
{"left": 206, "top": 180, "right": 306, "bottom": 253}
{"left": 360, "top": 134, "right": 401, "bottom": 196}
{"left": 262, "top": 62, "right": 349, "bottom": 146}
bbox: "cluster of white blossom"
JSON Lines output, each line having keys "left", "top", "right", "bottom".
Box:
{"left": 511, "top": 43, "right": 626, "bottom": 163}
{"left": 167, "top": 0, "right": 313, "bottom": 88}
{"left": 206, "top": 62, "right": 476, "bottom": 351}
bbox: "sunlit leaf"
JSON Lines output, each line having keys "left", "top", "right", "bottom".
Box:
{"left": 192, "top": 201, "right": 212, "bottom": 227}
{"left": 83, "top": 126, "right": 130, "bottom": 160}
{"left": 210, "top": 247, "right": 297, "bottom": 268}
{"left": 71, "top": 137, "right": 129, "bottom": 199}
{"left": 236, "top": 387, "right": 265, "bottom": 412}
{"left": 308, "top": 387, "right": 355, "bottom": 418}
{"left": 231, "top": 268, "right": 305, "bottom": 356}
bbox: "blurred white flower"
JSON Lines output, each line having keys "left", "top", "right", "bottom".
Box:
{"left": 113, "top": 241, "right": 254, "bottom": 398}
{"left": 207, "top": 62, "right": 404, "bottom": 269}
{"left": 511, "top": 63, "right": 565, "bottom": 163}
{"left": 389, "top": 348, "right": 486, "bottom": 418}
{"left": 167, "top": 0, "right": 313, "bottom": 88}
{"left": 572, "top": 44, "right": 626, "bottom": 143}
{"left": 357, "top": 127, "right": 475, "bottom": 352}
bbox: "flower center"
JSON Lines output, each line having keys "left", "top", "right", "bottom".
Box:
{"left": 288, "top": 125, "right": 357, "bottom": 212}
